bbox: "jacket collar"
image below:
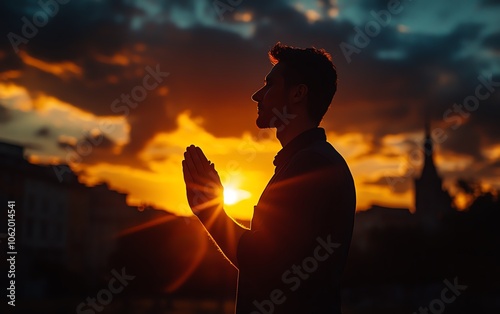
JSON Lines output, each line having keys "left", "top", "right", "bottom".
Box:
{"left": 273, "top": 127, "right": 327, "bottom": 168}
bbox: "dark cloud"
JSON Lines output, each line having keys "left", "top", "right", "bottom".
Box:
{"left": 57, "top": 137, "right": 75, "bottom": 150}
{"left": 55, "top": 130, "right": 148, "bottom": 169}
{"left": 442, "top": 158, "right": 500, "bottom": 189}
{"left": 0, "top": 103, "right": 11, "bottom": 123}
{"left": 482, "top": 32, "right": 500, "bottom": 52}
{"left": 439, "top": 125, "right": 485, "bottom": 161}
{"left": 321, "top": 22, "right": 499, "bottom": 163}
{"left": 364, "top": 175, "right": 413, "bottom": 194}
{"left": 480, "top": 0, "right": 500, "bottom": 6}
{"left": 1, "top": 0, "right": 499, "bottom": 185}
{"left": 57, "top": 132, "right": 115, "bottom": 153}
{"left": 35, "top": 126, "right": 50, "bottom": 137}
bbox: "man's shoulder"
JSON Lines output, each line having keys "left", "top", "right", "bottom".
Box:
{"left": 279, "top": 140, "right": 351, "bottom": 182}
{"left": 292, "top": 140, "right": 345, "bottom": 167}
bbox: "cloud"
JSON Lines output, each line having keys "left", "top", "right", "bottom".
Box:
{"left": 0, "top": 83, "right": 130, "bottom": 164}
{"left": 481, "top": 0, "right": 500, "bottom": 6}
{"left": 364, "top": 175, "right": 413, "bottom": 195}
{"left": 35, "top": 126, "right": 50, "bottom": 137}
{"left": 1, "top": 0, "right": 499, "bottom": 215}
{"left": 482, "top": 32, "right": 500, "bottom": 51}
{"left": 19, "top": 51, "right": 82, "bottom": 80}
{"left": 0, "top": 103, "right": 11, "bottom": 123}
{"left": 80, "top": 112, "right": 281, "bottom": 220}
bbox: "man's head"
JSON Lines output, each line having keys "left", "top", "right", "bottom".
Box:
{"left": 252, "top": 42, "right": 337, "bottom": 129}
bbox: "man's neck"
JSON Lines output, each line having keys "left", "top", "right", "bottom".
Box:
{"left": 276, "top": 122, "right": 318, "bottom": 147}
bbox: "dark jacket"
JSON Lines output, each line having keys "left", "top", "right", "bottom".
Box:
{"left": 236, "top": 127, "right": 356, "bottom": 314}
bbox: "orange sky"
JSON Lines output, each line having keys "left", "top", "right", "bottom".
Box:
{"left": 2, "top": 3, "right": 500, "bottom": 220}
{"left": 75, "top": 111, "right": 417, "bottom": 220}
{"left": 1, "top": 74, "right": 498, "bottom": 220}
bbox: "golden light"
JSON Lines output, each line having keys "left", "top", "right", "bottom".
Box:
{"left": 328, "top": 8, "right": 339, "bottom": 18}
{"left": 453, "top": 192, "right": 471, "bottom": 211}
{"left": 305, "top": 9, "right": 321, "bottom": 23}
{"left": 19, "top": 51, "right": 82, "bottom": 79}
{"left": 234, "top": 12, "right": 253, "bottom": 22}
{"left": 397, "top": 24, "right": 410, "bottom": 33}
{"left": 224, "top": 188, "right": 239, "bottom": 205}
{"left": 223, "top": 186, "right": 251, "bottom": 206}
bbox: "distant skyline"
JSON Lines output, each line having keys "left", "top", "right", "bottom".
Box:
{"left": 1, "top": 0, "right": 499, "bottom": 220}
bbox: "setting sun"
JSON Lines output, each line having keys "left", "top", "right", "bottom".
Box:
{"left": 223, "top": 186, "right": 251, "bottom": 205}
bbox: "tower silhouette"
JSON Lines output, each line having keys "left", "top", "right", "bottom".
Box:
{"left": 414, "top": 120, "right": 453, "bottom": 229}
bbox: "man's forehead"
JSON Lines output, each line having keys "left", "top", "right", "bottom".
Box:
{"left": 266, "top": 63, "right": 285, "bottom": 80}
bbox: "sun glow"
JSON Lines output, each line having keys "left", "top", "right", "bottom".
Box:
{"left": 223, "top": 186, "right": 251, "bottom": 205}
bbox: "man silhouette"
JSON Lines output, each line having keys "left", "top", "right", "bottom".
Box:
{"left": 182, "top": 42, "right": 355, "bottom": 313}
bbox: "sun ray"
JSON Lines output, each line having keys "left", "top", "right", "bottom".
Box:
{"left": 114, "top": 214, "right": 178, "bottom": 238}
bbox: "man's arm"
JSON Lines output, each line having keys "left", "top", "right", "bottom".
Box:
{"left": 182, "top": 145, "right": 247, "bottom": 268}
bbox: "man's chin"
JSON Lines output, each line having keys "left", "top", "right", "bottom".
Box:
{"left": 256, "top": 115, "right": 285, "bottom": 130}
{"left": 256, "top": 116, "right": 272, "bottom": 129}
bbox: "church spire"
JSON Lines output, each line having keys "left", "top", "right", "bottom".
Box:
{"left": 414, "top": 111, "right": 453, "bottom": 229}
{"left": 423, "top": 108, "right": 433, "bottom": 160}
{"left": 420, "top": 108, "right": 438, "bottom": 176}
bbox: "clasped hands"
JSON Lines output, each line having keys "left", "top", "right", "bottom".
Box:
{"left": 182, "top": 145, "right": 224, "bottom": 215}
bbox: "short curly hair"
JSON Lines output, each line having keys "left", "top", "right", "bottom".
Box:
{"left": 268, "top": 42, "right": 337, "bottom": 125}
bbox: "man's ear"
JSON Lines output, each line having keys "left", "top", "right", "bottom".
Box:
{"left": 290, "top": 83, "right": 308, "bottom": 104}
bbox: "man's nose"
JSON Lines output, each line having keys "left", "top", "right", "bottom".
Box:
{"left": 251, "top": 87, "right": 263, "bottom": 102}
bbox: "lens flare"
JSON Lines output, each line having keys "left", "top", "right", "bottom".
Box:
{"left": 223, "top": 186, "right": 251, "bottom": 205}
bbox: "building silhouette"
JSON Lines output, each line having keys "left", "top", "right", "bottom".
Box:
{"left": 413, "top": 121, "right": 453, "bottom": 229}
{"left": 353, "top": 122, "right": 456, "bottom": 250}
{"left": 0, "top": 139, "right": 166, "bottom": 297}
{"left": 0, "top": 138, "right": 243, "bottom": 313}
